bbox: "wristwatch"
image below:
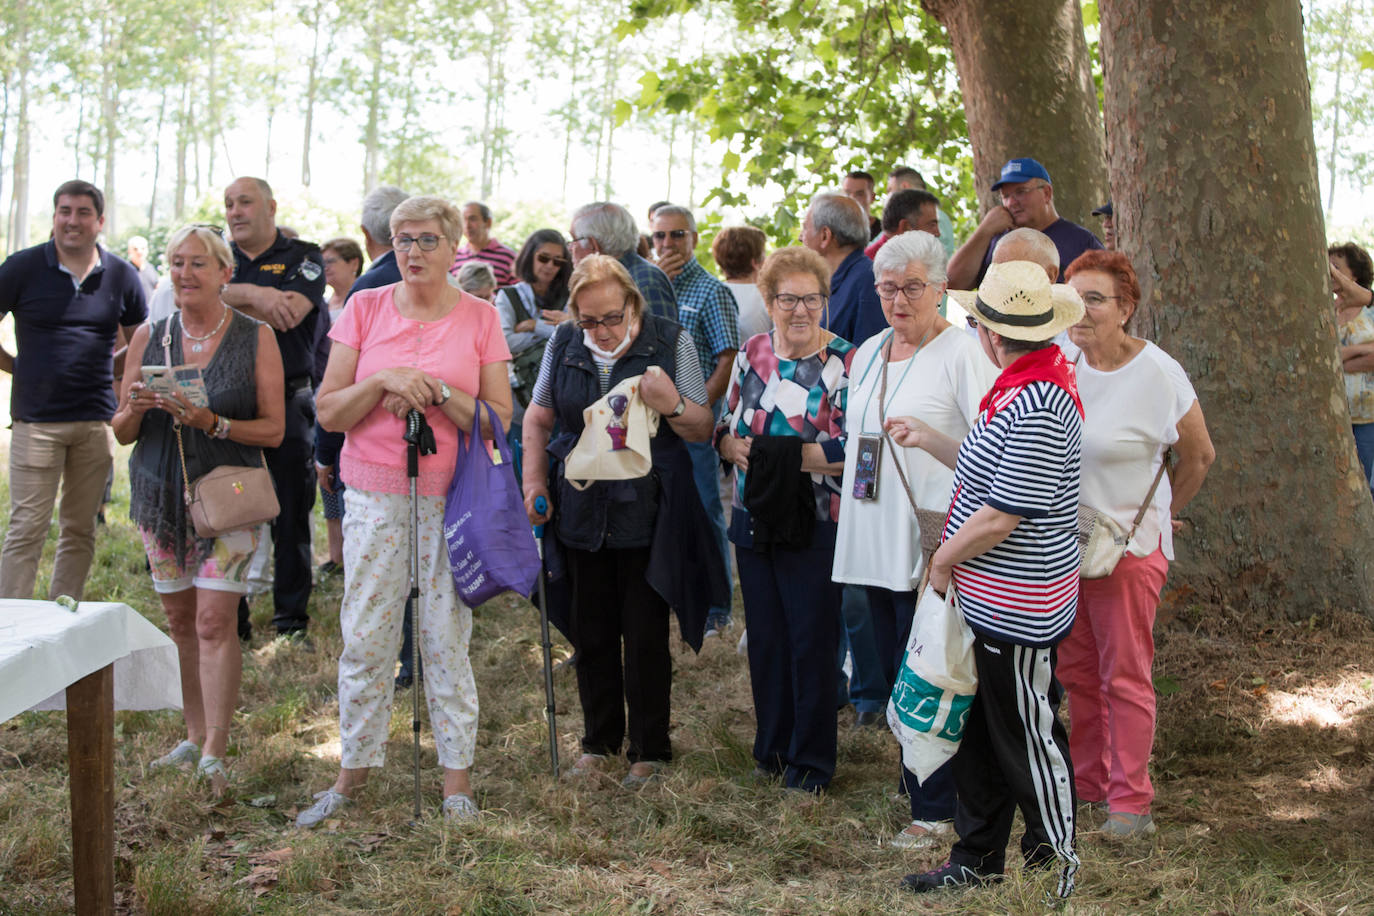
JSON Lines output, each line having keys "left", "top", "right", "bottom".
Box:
{"left": 671, "top": 396, "right": 686, "bottom": 418}
{"left": 438, "top": 381, "right": 452, "bottom": 404}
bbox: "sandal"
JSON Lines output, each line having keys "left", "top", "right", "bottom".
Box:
{"left": 567, "top": 753, "right": 608, "bottom": 779}
{"left": 195, "top": 755, "right": 229, "bottom": 797}
{"left": 622, "top": 760, "right": 665, "bottom": 789}
{"left": 296, "top": 789, "right": 352, "bottom": 829}
{"left": 150, "top": 739, "right": 201, "bottom": 771}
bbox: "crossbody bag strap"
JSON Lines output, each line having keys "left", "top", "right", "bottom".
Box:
{"left": 876, "top": 336, "right": 921, "bottom": 517}
{"left": 504, "top": 286, "right": 532, "bottom": 325}
{"left": 1125, "top": 453, "right": 1170, "bottom": 542}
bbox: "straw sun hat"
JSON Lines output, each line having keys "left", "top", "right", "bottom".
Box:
{"left": 947, "top": 260, "right": 1086, "bottom": 342}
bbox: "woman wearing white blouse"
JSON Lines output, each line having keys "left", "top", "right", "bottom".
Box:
{"left": 1058, "top": 249, "right": 1214, "bottom": 839}
{"left": 832, "top": 230, "right": 996, "bottom": 848}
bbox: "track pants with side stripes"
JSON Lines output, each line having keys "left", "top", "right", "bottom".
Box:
{"left": 949, "top": 635, "right": 1080, "bottom": 899}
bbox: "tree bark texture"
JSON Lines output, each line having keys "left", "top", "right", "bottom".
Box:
{"left": 1099, "top": 0, "right": 1374, "bottom": 618}
{"left": 922, "top": 0, "right": 1108, "bottom": 227}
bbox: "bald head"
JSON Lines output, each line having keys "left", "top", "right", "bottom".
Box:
{"left": 992, "top": 227, "right": 1059, "bottom": 282}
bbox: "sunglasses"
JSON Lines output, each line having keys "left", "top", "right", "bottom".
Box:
{"left": 652, "top": 229, "right": 689, "bottom": 241}
{"left": 535, "top": 253, "right": 568, "bottom": 267}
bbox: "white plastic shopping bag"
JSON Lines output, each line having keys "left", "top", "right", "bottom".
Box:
{"left": 887, "top": 582, "right": 978, "bottom": 783}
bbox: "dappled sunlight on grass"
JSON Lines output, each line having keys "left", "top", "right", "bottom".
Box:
{"left": 1261, "top": 670, "right": 1374, "bottom": 728}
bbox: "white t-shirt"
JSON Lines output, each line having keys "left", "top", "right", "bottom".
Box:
{"left": 832, "top": 324, "right": 998, "bottom": 591}
{"left": 1061, "top": 339, "right": 1197, "bottom": 560}
{"left": 726, "top": 281, "right": 771, "bottom": 342}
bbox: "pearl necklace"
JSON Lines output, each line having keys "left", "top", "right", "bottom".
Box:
{"left": 182, "top": 306, "right": 229, "bottom": 353}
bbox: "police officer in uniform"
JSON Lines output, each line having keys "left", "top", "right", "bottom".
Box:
{"left": 222, "top": 176, "right": 327, "bottom": 642}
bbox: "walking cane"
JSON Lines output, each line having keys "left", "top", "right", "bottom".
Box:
{"left": 404, "top": 409, "right": 436, "bottom": 820}
{"left": 532, "top": 495, "right": 559, "bottom": 781}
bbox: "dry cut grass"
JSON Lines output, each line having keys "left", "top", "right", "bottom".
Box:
{"left": 1, "top": 444, "right": 1373, "bottom": 914}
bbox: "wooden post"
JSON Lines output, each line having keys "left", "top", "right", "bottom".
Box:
{"left": 67, "top": 664, "right": 114, "bottom": 916}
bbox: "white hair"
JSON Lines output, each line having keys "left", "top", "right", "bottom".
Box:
{"left": 808, "top": 192, "right": 869, "bottom": 248}
{"left": 992, "top": 227, "right": 1060, "bottom": 274}
{"left": 361, "top": 185, "right": 409, "bottom": 243}
{"left": 872, "top": 230, "right": 948, "bottom": 284}
{"left": 570, "top": 202, "right": 639, "bottom": 257}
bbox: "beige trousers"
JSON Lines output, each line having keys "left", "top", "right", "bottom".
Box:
{"left": 0, "top": 420, "right": 114, "bottom": 600}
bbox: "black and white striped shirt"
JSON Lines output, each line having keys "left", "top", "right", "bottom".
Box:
{"left": 947, "top": 379, "right": 1082, "bottom": 647}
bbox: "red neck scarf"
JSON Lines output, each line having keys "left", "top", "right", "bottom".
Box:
{"left": 978, "top": 345, "right": 1084, "bottom": 422}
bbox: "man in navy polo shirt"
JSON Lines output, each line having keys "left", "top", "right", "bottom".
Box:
{"left": 946, "top": 157, "right": 1103, "bottom": 289}
{"left": 0, "top": 179, "right": 147, "bottom": 600}
{"left": 222, "top": 176, "right": 327, "bottom": 641}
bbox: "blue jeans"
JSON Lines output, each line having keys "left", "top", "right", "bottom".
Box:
{"left": 840, "top": 584, "right": 888, "bottom": 713}
{"left": 1354, "top": 424, "right": 1374, "bottom": 499}
{"left": 686, "top": 436, "right": 732, "bottom": 625}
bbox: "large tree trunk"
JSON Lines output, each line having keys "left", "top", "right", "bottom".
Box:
{"left": 1099, "top": 0, "right": 1374, "bottom": 617}
{"left": 922, "top": 0, "right": 1107, "bottom": 226}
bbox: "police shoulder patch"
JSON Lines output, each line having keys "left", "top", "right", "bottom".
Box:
{"left": 298, "top": 260, "right": 323, "bottom": 281}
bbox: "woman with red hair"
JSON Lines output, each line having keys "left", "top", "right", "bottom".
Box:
{"left": 1058, "top": 249, "right": 1215, "bottom": 838}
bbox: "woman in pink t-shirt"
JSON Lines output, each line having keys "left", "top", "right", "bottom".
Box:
{"left": 298, "top": 196, "right": 512, "bottom": 828}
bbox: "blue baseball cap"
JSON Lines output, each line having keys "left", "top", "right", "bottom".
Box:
{"left": 991, "top": 158, "right": 1052, "bottom": 191}
{"left": 1092, "top": 201, "right": 1113, "bottom": 217}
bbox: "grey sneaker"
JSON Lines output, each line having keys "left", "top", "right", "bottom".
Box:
{"left": 296, "top": 789, "right": 351, "bottom": 828}
{"left": 150, "top": 739, "right": 201, "bottom": 771}
{"left": 1100, "top": 812, "right": 1156, "bottom": 838}
{"left": 441, "top": 793, "right": 480, "bottom": 822}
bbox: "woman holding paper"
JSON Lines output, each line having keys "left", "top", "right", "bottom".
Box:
{"left": 112, "top": 225, "right": 285, "bottom": 795}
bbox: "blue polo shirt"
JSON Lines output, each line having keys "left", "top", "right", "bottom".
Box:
{"left": 0, "top": 241, "right": 147, "bottom": 423}
{"left": 823, "top": 247, "right": 885, "bottom": 348}
{"left": 345, "top": 250, "right": 401, "bottom": 302}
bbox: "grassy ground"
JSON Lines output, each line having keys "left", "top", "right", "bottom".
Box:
{"left": 1, "top": 419, "right": 1373, "bottom": 913}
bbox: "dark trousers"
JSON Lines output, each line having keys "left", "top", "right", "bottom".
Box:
{"left": 737, "top": 534, "right": 841, "bottom": 791}
{"left": 951, "top": 635, "right": 1079, "bottom": 898}
{"left": 267, "top": 387, "right": 317, "bottom": 634}
{"left": 567, "top": 546, "right": 672, "bottom": 763}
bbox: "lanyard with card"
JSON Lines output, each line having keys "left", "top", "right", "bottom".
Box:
{"left": 852, "top": 329, "right": 931, "bottom": 501}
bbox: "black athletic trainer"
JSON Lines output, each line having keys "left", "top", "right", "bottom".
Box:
{"left": 900, "top": 860, "right": 1004, "bottom": 893}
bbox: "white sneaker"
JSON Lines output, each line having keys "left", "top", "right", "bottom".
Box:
{"left": 296, "top": 789, "right": 351, "bottom": 828}
{"left": 441, "top": 793, "right": 480, "bottom": 822}
{"left": 890, "top": 819, "right": 954, "bottom": 850}
{"left": 149, "top": 739, "right": 201, "bottom": 771}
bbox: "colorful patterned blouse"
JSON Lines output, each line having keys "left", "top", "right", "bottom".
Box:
{"left": 1340, "top": 306, "right": 1374, "bottom": 424}
{"left": 719, "top": 330, "right": 855, "bottom": 523}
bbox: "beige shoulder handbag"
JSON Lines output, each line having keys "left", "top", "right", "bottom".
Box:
{"left": 164, "top": 316, "right": 280, "bottom": 539}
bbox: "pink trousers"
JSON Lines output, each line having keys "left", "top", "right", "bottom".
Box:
{"left": 1057, "top": 548, "right": 1168, "bottom": 814}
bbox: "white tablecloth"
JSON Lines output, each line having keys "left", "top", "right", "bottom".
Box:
{"left": 0, "top": 600, "right": 182, "bottom": 722}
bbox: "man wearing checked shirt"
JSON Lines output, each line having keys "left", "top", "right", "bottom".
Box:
{"left": 651, "top": 205, "right": 740, "bottom": 637}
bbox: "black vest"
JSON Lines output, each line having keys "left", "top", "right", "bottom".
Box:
{"left": 546, "top": 314, "right": 685, "bottom": 551}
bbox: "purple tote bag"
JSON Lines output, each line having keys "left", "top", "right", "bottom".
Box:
{"left": 444, "top": 401, "right": 540, "bottom": 605}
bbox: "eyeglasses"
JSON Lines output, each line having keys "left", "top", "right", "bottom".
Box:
{"left": 322, "top": 256, "right": 341, "bottom": 267}
{"left": 190, "top": 223, "right": 225, "bottom": 236}
{"left": 875, "top": 280, "right": 931, "bottom": 301}
{"left": 393, "top": 233, "right": 445, "bottom": 252}
{"left": 1000, "top": 183, "right": 1048, "bottom": 201}
{"left": 773, "top": 293, "right": 828, "bottom": 312}
{"left": 1080, "top": 292, "right": 1121, "bottom": 307}
{"left": 652, "top": 229, "right": 690, "bottom": 241}
{"left": 569, "top": 235, "right": 593, "bottom": 249}
{"left": 575, "top": 309, "right": 627, "bottom": 330}
{"left": 535, "top": 253, "right": 568, "bottom": 267}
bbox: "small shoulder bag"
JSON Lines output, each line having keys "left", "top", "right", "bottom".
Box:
{"left": 1076, "top": 459, "right": 1168, "bottom": 579}
{"left": 165, "top": 315, "right": 281, "bottom": 539}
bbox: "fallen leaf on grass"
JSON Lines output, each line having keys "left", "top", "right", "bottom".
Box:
{"left": 249, "top": 847, "right": 294, "bottom": 866}
{"left": 1252, "top": 685, "right": 1268, "bottom": 696}
{"left": 235, "top": 864, "right": 279, "bottom": 896}
{"left": 348, "top": 833, "right": 390, "bottom": 852}
{"left": 647, "top": 860, "right": 672, "bottom": 878}
{"left": 1209, "top": 679, "right": 1228, "bottom": 691}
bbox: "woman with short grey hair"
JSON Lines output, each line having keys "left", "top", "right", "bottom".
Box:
{"left": 833, "top": 230, "right": 996, "bottom": 847}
